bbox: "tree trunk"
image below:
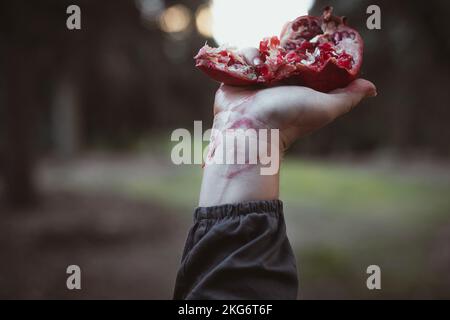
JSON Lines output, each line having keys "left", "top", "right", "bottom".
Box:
{"left": 2, "top": 45, "right": 37, "bottom": 207}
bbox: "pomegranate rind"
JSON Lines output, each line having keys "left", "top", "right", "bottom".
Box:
{"left": 280, "top": 16, "right": 322, "bottom": 46}
{"left": 276, "top": 60, "right": 358, "bottom": 92}
{"left": 195, "top": 45, "right": 258, "bottom": 86}
{"left": 196, "top": 61, "right": 258, "bottom": 86}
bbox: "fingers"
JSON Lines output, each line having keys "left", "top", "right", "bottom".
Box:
{"left": 325, "top": 79, "right": 377, "bottom": 120}
{"left": 238, "top": 47, "right": 262, "bottom": 66}
{"left": 330, "top": 78, "right": 377, "bottom": 97}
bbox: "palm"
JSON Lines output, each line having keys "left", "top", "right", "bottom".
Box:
{"left": 213, "top": 79, "right": 376, "bottom": 150}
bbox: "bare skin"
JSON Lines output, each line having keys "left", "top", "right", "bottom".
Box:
{"left": 199, "top": 49, "right": 377, "bottom": 207}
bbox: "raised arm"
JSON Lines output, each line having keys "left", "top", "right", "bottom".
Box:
{"left": 174, "top": 49, "right": 376, "bottom": 299}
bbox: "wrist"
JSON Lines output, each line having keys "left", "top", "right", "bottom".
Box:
{"left": 199, "top": 163, "right": 279, "bottom": 207}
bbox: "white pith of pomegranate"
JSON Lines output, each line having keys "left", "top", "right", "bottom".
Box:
{"left": 195, "top": 7, "right": 363, "bottom": 92}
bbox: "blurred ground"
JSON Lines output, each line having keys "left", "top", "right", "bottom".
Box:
{"left": 1, "top": 150, "right": 450, "bottom": 299}
{"left": 0, "top": 191, "right": 189, "bottom": 299}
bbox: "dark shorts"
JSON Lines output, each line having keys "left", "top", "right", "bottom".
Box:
{"left": 173, "top": 200, "right": 298, "bottom": 300}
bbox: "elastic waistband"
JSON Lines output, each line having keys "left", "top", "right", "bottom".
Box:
{"left": 194, "top": 200, "right": 283, "bottom": 221}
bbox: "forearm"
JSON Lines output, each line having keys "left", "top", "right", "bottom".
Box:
{"left": 176, "top": 118, "right": 292, "bottom": 300}
{"left": 199, "top": 110, "right": 281, "bottom": 207}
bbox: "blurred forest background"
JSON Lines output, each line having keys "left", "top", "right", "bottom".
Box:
{"left": 0, "top": 0, "right": 449, "bottom": 299}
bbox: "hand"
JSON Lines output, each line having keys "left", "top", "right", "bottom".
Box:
{"left": 214, "top": 74, "right": 376, "bottom": 152}
{"left": 199, "top": 48, "right": 377, "bottom": 207}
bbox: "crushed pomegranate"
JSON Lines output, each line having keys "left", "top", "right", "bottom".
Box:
{"left": 256, "top": 31, "right": 356, "bottom": 81}
{"left": 194, "top": 7, "right": 363, "bottom": 92}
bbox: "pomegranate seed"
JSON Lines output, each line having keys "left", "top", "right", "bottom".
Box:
{"left": 270, "top": 36, "right": 280, "bottom": 47}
